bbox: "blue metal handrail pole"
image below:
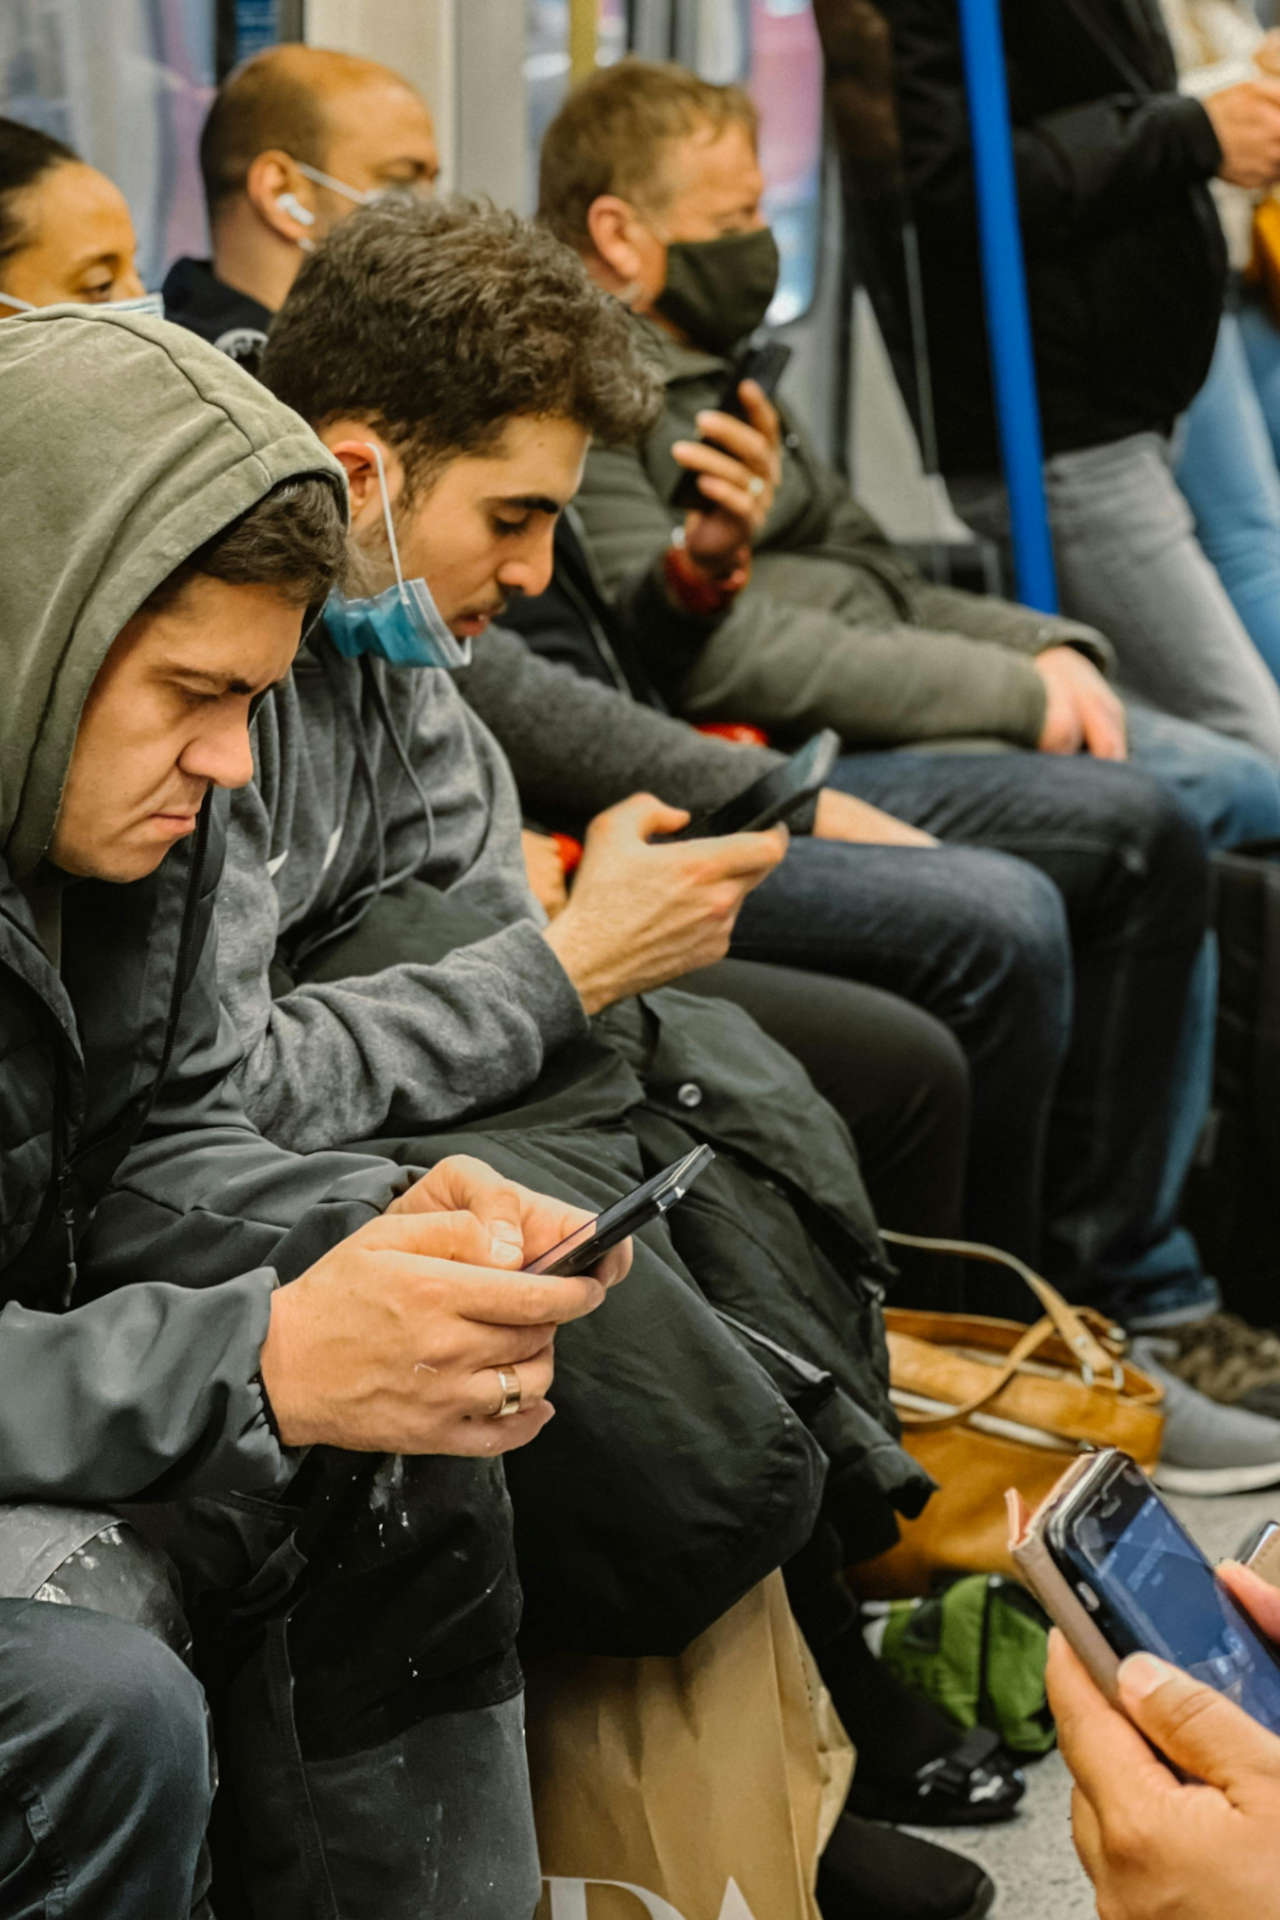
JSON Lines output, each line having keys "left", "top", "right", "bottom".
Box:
{"left": 956, "top": 0, "right": 1059, "bottom": 611}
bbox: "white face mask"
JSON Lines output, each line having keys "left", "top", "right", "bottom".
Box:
{"left": 0, "top": 288, "right": 164, "bottom": 318}
{"left": 277, "top": 162, "right": 377, "bottom": 255}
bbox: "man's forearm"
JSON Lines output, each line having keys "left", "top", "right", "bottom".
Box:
{"left": 459, "top": 623, "right": 790, "bottom": 828}
{"left": 232, "top": 924, "right": 589, "bottom": 1153}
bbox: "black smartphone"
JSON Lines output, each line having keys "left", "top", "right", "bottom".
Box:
{"left": 1045, "top": 1450, "right": 1280, "bottom": 1733}
{"left": 525, "top": 1143, "right": 715, "bottom": 1277}
{"left": 670, "top": 339, "right": 793, "bottom": 513}
{"left": 664, "top": 729, "right": 841, "bottom": 843}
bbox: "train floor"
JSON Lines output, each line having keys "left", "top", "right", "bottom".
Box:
{"left": 900, "top": 1485, "right": 1280, "bottom": 1917}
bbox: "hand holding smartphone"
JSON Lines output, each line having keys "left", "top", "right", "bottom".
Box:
{"left": 661, "top": 730, "right": 840, "bottom": 844}
{"left": 1010, "top": 1449, "right": 1280, "bottom": 1736}
{"left": 670, "top": 340, "right": 791, "bottom": 514}
{"left": 525, "top": 1144, "right": 714, "bottom": 1276}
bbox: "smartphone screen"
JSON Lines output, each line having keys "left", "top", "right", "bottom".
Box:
{"left": 1051, "top": 1459, "right": 1280, "bottom": 1732}
{"left": 525, "top": 1144, "right": 715, "bottom": 1277}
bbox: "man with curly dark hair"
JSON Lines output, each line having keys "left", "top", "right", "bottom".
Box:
{"left": 216, "top": 189, "right": 1042, "bottom": 1918}
{"left": 262, "top": 192, "right": 661, "bottom": 490}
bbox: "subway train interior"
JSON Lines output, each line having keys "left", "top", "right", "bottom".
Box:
{"left": 10, "top": 1, "right": 1280, "bottom": 1916}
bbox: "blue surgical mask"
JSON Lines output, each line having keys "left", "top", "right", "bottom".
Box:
{"left": 0, "top": 288, "right": 165, "bottom": 318}
{"left": 325, "top": 441, "right": 473, "bottom": 671}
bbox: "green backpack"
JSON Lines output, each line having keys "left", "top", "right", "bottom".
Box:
{"left": 875, "top": 1573, "right": 1056, "bottom": 1756}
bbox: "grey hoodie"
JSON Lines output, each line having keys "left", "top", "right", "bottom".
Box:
{"left": 0, "top": 308, "right": 415, "bottom": 1504}
{"left": 220, "top": 635, "right": 588, "bottom": 1147}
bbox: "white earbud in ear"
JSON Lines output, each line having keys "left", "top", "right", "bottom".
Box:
{"left": 276, "top": 191, "right": 315, "bottom": 228}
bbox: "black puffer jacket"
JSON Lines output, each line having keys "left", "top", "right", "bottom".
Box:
{"left": 870, "top": 0, "right": 1227, "bottom": 469}
{"left": 301, "top": 884, "right": 933, "bottom": 1656}
{"left": 0, "top": 801, "right": 413, "bottom": 1505}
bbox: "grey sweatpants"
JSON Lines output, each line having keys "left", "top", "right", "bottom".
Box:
{"left": 0, "top": 1503, "right": 540, "bottom": 1920}
{"left": 952, "top": 431, "right": 1280, "bottom": 764}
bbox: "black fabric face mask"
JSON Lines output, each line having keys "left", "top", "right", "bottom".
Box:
{"left": 653, "top": 227, "right": 781, "bottom": 355}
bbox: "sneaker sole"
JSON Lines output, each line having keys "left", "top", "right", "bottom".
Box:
{"left": 1154, "top": 1457, "right": 1280, "bottom": 1496}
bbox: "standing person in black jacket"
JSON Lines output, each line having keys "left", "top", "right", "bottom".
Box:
{"left": 870, "top": 0, "right": 1280, "bottom": 757}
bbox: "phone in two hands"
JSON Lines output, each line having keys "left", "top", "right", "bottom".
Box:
{"left": 670, "top": 339, "right": 793, "bottom": 513}
{"left": 662, "top": 729, "right": 841, "bottom": 844}
{"left": 1010, "top": 1448, "right": 1280, "bottom": 1735}
{"left": 524, "top": 1144, "right": 715, "bottom": 1277}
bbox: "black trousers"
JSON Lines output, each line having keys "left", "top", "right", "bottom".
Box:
{"left": 0, "top": 1498, "right": 540, "bottom": 1920}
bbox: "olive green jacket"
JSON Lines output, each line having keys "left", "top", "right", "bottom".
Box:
{"left": 574, "top": 317, "right": 1111, "bottom": 748}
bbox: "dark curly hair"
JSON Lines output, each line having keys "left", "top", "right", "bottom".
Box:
{"left": 143, "top": 477, "right": 349, "bottom": 614}
{"left": 0, "top": 118, "right": 77, "bottom": 268}
{"left": 260, "top": 194, "right": 662, "bottom": 486}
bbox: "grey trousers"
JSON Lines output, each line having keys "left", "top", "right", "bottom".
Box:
{"left": 952, "top": 431, "right": 1280, "bottom": 764}
{"left": 0, "top": 1503, "right": 540, "bottom": 1920}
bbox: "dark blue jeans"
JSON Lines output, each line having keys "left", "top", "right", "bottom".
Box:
{"left": 0, "top": 1595, "right": 211, "bottom": 1918}
{"left": 732, "top": 748, "right": 1214, "bottom": 1325}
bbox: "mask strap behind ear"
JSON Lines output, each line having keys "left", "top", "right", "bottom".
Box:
{"left": 0, "top": 290, "right": 35, "bottom": 313}
{"left": 362, "top": 441, "right": 408, "bottom": 594}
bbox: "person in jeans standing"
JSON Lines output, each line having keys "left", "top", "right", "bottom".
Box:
{"left": 877, "top": 0, "right": 1280, "bottom": 760}
{"left": 1160, "top": 0, "right": 1280, "bottom": 693}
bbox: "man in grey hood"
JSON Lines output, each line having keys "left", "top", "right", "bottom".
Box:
{"left": 0, "top": 305, "right": 621, "bottom": 1918}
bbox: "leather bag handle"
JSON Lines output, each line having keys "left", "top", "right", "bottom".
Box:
{"left": 889, "top": 1311, "right": 1078, "bottom": 1429}
{"left": 880, "top": 1229, "right": 1124, "bottom": 1385}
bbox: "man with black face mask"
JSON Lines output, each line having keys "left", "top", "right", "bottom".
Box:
{"left": 538, "top": 55, "right": 1280, "bottom": 1472}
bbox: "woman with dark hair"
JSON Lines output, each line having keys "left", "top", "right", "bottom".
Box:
{"left": 0, "top": 116, "right": 157, "bottom": 313}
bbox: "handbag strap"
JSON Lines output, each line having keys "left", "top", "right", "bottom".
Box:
{"left": 879, "top": 1230, "right": 1124, "bottom": 1384}
{"left": 889, "top": 1311, "right": 1093, "bottom": 1429}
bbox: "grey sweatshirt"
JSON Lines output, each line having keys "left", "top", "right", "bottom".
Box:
{"left": 222, "top": 615, "right": 826, "bottom": 1151}
{"left": 221, "top": 638, "right": 589, "bottom": 1150}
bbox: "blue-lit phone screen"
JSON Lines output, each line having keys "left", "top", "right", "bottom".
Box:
{"left": 1098, "top": 1494, "right": 1280, "bottom": 1731}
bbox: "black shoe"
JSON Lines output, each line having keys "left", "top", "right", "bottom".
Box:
{"left": 818, "top": 1811, "right": 996, "bottom": 1920}
{"left": 812, "top": 1621, "right": 1026, "bottom": 1828}
{"left": 846, "top": 1724, "right": 1026, "bottom": 1828}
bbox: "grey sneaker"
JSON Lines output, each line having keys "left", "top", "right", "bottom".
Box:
{"left": 1135, "top": 1311, "right": 1280, "bottom": 1419}
{"left": 1135, "top": 1337, "right": 1280, "bottom": 1496}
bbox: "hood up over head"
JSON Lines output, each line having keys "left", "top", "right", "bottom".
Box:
{"left": 0, "top": 306, "right": 345, "bottom": 878}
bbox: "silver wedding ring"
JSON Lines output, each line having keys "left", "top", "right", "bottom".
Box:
{"left": 747, "top": 475, "right": 765, "bottom": 498}
{"left": 493, "top": 1367, "right": 523, "bottom": 1419}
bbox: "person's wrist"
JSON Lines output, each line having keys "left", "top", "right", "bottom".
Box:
{"left": 664, "top": 534, "right": 751, "bottom": 614}
{"left": 259, "top": 1287, "right": 315, "bottom": 1448}
{"left": 542, "top": 910, "right": 615, "bottom": 1017}
{"left": 1188, "top": 92, "right": 1227, "bottom": 175}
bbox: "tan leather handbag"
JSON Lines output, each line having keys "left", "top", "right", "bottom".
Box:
{"left": 1250, "top": 197, "right": 1280, "bottom": 327}
{"left": 855, "top": 1233, "right": 1165, "bottom": 1600}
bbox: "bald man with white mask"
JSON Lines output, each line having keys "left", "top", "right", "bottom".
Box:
{"left": 163, "top": 42, "right": 439, "bottom": 358}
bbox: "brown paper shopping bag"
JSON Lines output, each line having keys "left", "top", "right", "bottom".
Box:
{"left": 528, "top": 1571, "right": 852, "bottom": 1920}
